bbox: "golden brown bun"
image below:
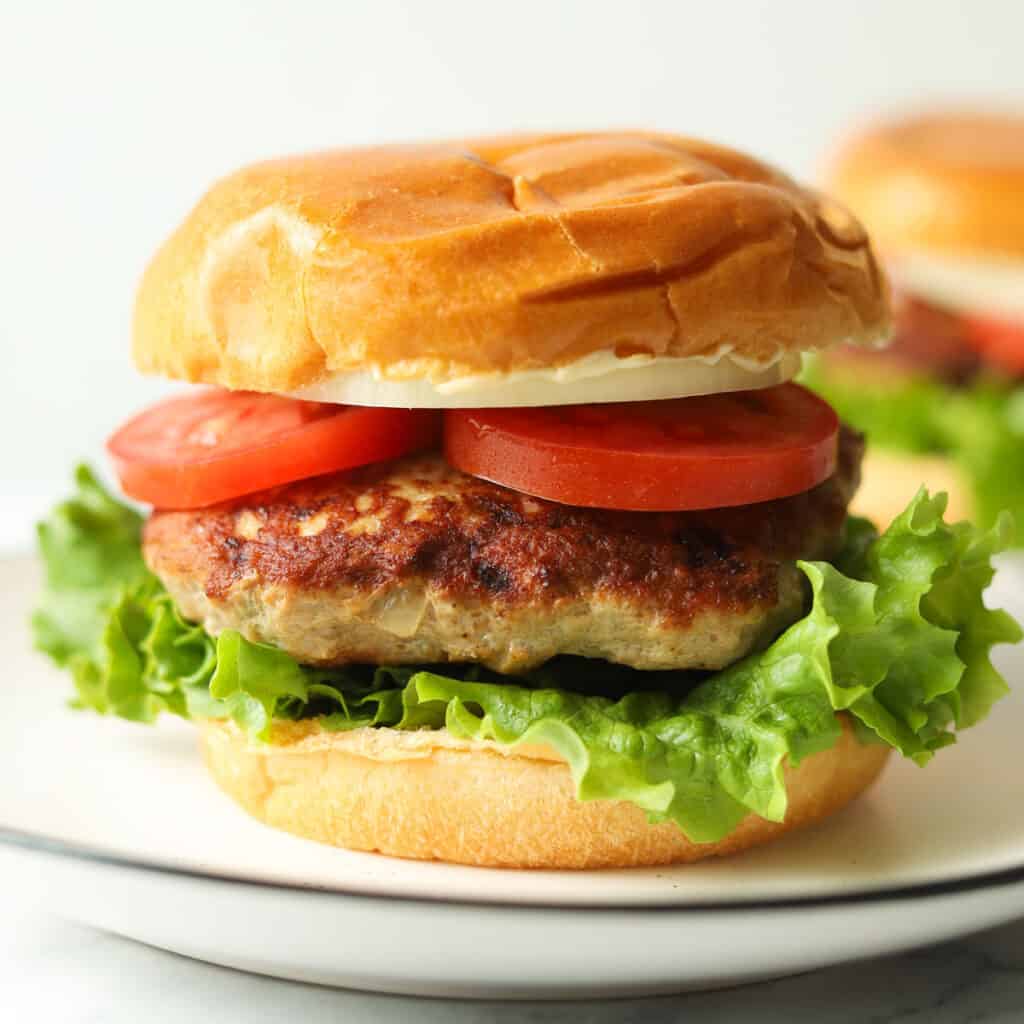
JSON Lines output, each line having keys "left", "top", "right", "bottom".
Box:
{"left": 828, "top": 111, "right": 1024, "bottom": 259}
{"left": 134, "top": 133, "right": 889, "bottom": 395}
{"left": 199, "top": 715, "right": 889, "bottom": 869}
{"left": 852, "top": 448, "right": 974, "bottom": 528}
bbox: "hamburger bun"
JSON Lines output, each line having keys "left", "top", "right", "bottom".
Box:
{"left": 850, "top": 448, "right": 974, "bottom": 528}
{"left": 199, "top": 714, "right": 890, "bottom": 869}
{"left": 828, "top": 111, "right": 1024, "bottom": 261}
{"left": 134, "top": 132, "right": 889, "bottom": 405}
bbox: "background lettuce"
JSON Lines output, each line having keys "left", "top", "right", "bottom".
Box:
{"left": 32, "top": 468, "right": 1020, "bottom": 843}
{"left": 804, "top": 359, "right": 1024, "bottom": 537}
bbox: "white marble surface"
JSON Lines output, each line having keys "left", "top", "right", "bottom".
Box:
{"left": 3, "top": 884, "right": 1023, "bottom": 1023}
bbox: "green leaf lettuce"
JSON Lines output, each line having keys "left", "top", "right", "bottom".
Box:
{"left": 803, "top": 358, "right": 1024, "bottom": 537}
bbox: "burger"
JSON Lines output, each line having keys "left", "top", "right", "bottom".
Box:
{"left": 32, "top": 132, "right": 1019, "bottom": 869}
{"left": 807, "top": 110, "right": 1024, "bottom": 531}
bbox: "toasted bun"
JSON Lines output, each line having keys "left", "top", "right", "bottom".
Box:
{"left": 199, "top": 715, "right": 889, "bottom": 869}
{"left": 852, "top": 448, "right": 974, "bottom": 528}
{"left": 828, "top": 111, "right": 1024, "bottom": 260}
{"left": 134, "top": 133, "right": 889, "bottom": 401}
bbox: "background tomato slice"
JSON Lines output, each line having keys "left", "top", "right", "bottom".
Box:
{"left": 444, "top": 384, "right": 839, "bottom": 511}
{"left": 963, "top": 314, "right": 1024, "bottom": 375}
{"left": 108, "top": 390, "right": 441, "bottom": 508}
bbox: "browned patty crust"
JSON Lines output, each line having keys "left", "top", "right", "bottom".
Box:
{"left": 143, "top": 426, "right": 863, "bottom": 673}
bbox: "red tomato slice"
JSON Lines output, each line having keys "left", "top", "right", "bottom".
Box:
{"left": 108, "top": 390, "right": 441, "bottom": 509}
{"left": 444, "top": 385, "right": 839, "bottom": 511}
{"left": 963, "top": 314, "right": 1024, "bottom": 375}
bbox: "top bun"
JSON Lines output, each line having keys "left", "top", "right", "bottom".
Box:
{"left": 134, "top": 132, "right": 889, "bottom": 400}
{"left": 828, "top": 111, "right": 1024, "bottom": 260}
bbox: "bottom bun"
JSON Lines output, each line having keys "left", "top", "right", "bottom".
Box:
{"left": 852, "top": 448, "right": 974, "bottom": 528}
{"left": 199, "top": 715, "right": 890, "bottom": 869}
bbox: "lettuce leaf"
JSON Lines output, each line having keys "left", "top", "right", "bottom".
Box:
{"left": 804, "top": 358, "right": 1024, "bottom": 536}
{"left": 32, "top": 468, "right": 1020, "bottom": 842}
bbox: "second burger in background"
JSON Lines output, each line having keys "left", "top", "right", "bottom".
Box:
{"left": 808, "top": 111, "right": 1024, "bottom": 531}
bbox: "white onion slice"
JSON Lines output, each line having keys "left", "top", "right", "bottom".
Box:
{"left": 292, "top": 347, "right": 803, "bottom": 408}
{"left": 894, "top": 250, "right": 1024, "bottom": 324}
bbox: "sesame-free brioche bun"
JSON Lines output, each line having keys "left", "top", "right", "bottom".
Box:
{"left": 199, "top": 714, "right": 889, "bottom": 869}
{"left": 134, "top": 132, "right": 889, "bottom": 406}
{"left": 851, "top": 449, "right": 974, "bottom": 529}
{"left": 828, "top": 111, "right": 1024, "bottom": 261}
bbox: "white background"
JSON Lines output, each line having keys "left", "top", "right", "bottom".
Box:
{"left": 2, "top": 0, "right": 1022, "bottom": 548}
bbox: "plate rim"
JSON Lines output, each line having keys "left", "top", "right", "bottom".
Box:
{"left": 4, "top": 822, "right": 1024, "bottom": 913}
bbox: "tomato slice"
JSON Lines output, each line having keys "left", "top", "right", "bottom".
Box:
{"left": 444, "top": 384, "right": 839, "bottom": 511}
{"left": 963, "top": 314, "right": 1024, "bottom": 375}
{"left": 108, "top": 390, "right": 441, "bottom": 509}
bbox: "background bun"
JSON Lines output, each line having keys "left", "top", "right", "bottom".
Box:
{"left": 828, "top": 111, "right": 1024, "bottom": 260}
{"left": 200, "top": 715, "right": 889, "bottom": 869}
{"left": 851, "top": 449, "right": 974, "bottom": 528}
{"left": 134, "top": 133, "right": 889, "bottom": 397}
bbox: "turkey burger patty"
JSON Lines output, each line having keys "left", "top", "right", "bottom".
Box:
{"left": 144, "top": 429, "right": 863, "bottom": 674}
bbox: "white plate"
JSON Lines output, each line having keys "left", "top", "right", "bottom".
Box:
{"left": 3, "top": 555, "right": 1024, "bottom": 998}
